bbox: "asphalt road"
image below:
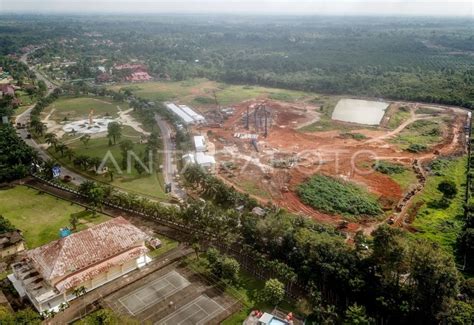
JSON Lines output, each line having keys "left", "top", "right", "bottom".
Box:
{"left": 15, "top": 50, "right": 87, "bottom": 185}
{"left": 154, "top": 113, "right": 186, "bottom": 199}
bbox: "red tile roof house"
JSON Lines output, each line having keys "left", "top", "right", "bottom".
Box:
{"left": 9, "top": 217, "right": 152, "bottom": 313}
{"left": 0, "top": 84, "right": 15, "bottom": 97}
{"left": 125, "top": 71, "right": 152, "bottom": 82}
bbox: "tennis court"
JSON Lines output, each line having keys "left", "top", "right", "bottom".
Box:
{"left": 118, "top": 270, "right": 190, "bottom": 315}
{"left": 157, "top": 294, "right": 225, "bottom": 325}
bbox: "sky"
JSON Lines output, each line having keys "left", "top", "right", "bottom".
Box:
{"left": 1, "top": 0, "right": 473, "bottom": 17}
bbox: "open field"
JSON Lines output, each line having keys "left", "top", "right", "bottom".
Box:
{"left": 0, "top": 186, "right": 110, "bottom": 248}
{"left": 41, "top": 96, "right": 125, "bottom": 121}
{"left": 110, "top": 78, "right": 315, "bottom": 107}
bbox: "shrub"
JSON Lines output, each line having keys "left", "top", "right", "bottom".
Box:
{"left": 373, "top": 161, "right": 406, "bottom": 174}
{"left": 194, "top": 96, "right": 215, "bottom": 105}
{"left": 340, "top": 132, "right": 367, "bottom": 141}
{"left": 297, "top": 175, "right": 382, "bottom": 217}
{"left": 407, "top": 144, "right": 427, "bottom": 153}
{"left": 260, "top": 279, "right": 285, "bottom": 306}
{"left": 438, "top": 180, "right": 458, "bottom": 199}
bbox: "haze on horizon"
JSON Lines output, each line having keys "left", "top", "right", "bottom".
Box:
{"left": 1, "top": 0, "right": 473, "bottom": 17}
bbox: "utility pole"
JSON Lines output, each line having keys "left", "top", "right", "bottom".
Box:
{"left": 264, "top": 105, "right": 268, "bottom": 138}
{"left": 254, "top": 105, "right": 259, "bottom": 132}
{"left": 246, "top": 106, "right": 250, "bottom": 130}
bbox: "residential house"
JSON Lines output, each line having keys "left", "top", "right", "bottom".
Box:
{"left": 0, "top": 230, "right": 25, "bottom": 258}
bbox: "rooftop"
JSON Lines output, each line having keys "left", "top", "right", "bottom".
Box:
{"left": 0, "top": 231, "right": 23, "bottom": 249}
{"left": 27, "top": 217, "right": 149, "bottom": 282}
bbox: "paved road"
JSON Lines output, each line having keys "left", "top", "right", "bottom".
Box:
{"left": 15, "top": 50, "right": 87, "bottom": 185}
{"left": 154, "top": 113, "right": 186, "bottom": 199}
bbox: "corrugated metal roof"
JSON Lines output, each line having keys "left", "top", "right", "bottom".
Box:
{"left": 165, "top": 103, "right": 194, "bottom": 124}
{"left": 27, "top": 217, "right": 148, "bottom": 282}
{"left": 179, "top": 105, "right": 205, "bottom": 122}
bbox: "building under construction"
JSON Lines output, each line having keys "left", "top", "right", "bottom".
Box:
{"left": 242, "top": 103, "right": 273, "bottom": 137}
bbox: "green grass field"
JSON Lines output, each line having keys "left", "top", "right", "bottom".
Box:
{"left": 0, "top": 186, "right": 110, "bottom": 248}
{"left": 42, "top": 96, "right": 126, "bottom": 122}
{"left": 49, "top": 131, "right": 167, "bottom": 200}
{"left": 148, "top": 236, "right": 179, "bottom": 259}
{"left": 390, "top": 118, "right": 444, "bottom": 149}
{"left": 410, "top": 157, "right": 466, "bottom": 253}
{"left": 110, "top": 78, "right": 313, "bottom": 107}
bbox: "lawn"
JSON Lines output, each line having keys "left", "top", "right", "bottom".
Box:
{"left": 0, "top": 186, "right": 110, "bottom": 248}
{"left": 49, "top": 131, "right": 168, "bottom": 200}
{"left": 110, "top": 78, "right": 313, "bottom": 107}
{"left": 148, "top": 236, "right": 179, "bottom": 259}
{"left": 41, "top": 96, "right": 126, "bottom": 122}
{"left": 410, "top": 157, "right": 466, "bottom": 254}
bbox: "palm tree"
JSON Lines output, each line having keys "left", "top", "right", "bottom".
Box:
{"left": 30, "top": 119, "right": 46, "bottom": 136}
{"left": 107, "top": 122, "right": 122, "bottom": 145}
{"left": 65, "top": 148, "right": 75, "bottom": 161}
{"left": 55, "top": 143, "right": 67, "bottom": 156}
{"left": 80, "top": 134, "right": 91, "bottom": 147}
{"left": 69, "top": 214, "right": 79, "bottom": 231}
{"left": 42, "top": 159, "right": 57, "bottom": 179}
{"left": 90, "top": 156, "right": 102, "bottom": 172}
{"left": 107, "top": 169, "right": 114, "bottom": 182}
{"left": 44, "top": 132, "right": 58, "bottom": 148}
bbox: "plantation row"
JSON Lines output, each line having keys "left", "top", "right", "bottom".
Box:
{"left": 462, "top": 116, "right": 474, "bottom": 272}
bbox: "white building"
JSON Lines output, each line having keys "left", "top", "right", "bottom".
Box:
{"left": 165, "top": 103, "right": 194, "bottom": 125}
{"left": 179, "top": 105, "right": 205, "bottom": 124}
{"left": 9, "top": 217, "right": 151, "bottom": 313}
{"left": 194, "top": 135, "right": 207, "bottom": 152}
{"left": 195, "top": 152, "right": 216, "bottom": 168}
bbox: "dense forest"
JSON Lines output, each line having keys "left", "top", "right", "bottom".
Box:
{"left": 1, "top": 15, "right": 473, "bottom": 107}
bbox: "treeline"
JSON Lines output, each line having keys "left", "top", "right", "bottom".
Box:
{"left": 461, "top": 121, "right": 474, "bottom": 273}
{"left": 0, "top": 125, "right": 38, "bottom": 182}
{"left": 3, "top": 15, "right": 473, "bottom": 108}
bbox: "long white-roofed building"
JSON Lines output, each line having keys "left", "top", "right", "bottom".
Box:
{"left": 165, "top": 103, "right": 194, "bottom": 124}
{"left": 179, "top": 105, "right": 205, "bottom": 124}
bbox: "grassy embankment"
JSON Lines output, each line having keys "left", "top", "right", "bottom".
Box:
{"left": 410, "top": 157, "right": 467, "bottom": 254}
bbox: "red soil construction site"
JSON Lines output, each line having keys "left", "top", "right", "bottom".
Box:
{"left": 196, "top": 99, "right": 469, "bottom": 234}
